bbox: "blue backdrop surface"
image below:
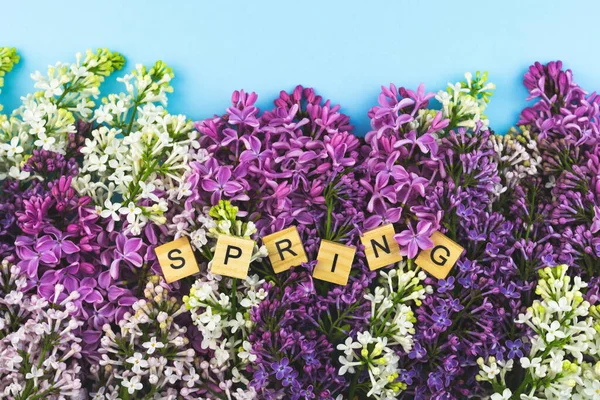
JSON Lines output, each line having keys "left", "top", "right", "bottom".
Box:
{"left": 1, "top": 0, "right": 598, "bottom": 135}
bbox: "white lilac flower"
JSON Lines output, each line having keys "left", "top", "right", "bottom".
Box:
{"left": 337, "top": 260, "right": 430, "bottom": 399}
{"left": 0, "top": 49, "right": 124, "bottom": 180}
{"left": 126, "top": 352, "right": 149, "bottom": 373}
{"left": 100, "top": 199, "right": 122, "bottom": 221}
{"left": 92, "top": 279, "right": 199, "bottom": 398}
{"left": 182, "top": 367, "right": 200, "bottom": 388}
{"left": 182, "top": 204, "right": 269, "bottom": 394}
{"left": 491, "top": 388, "right": 513, "bottom": 400}
{"left": 185, "top": 271, "right": 265, "bottom": 352}
{"left": 479, "top": 265, "right": 600, "bottom": 399}
{"left": 435, "top": 71, "right": 495, "bottom": 130}
{"left": 490, "top": 125, "right": 541, "bottom": 195}
{"left": 142, "top": 337, "right": 166, "bottom": 355}
{"left": 238, "top": 341, "right": 257, "bottom": 363}
{"left": 71, "top": 61, "right": 197, "bottom": 235}
{"left": 338, "top": 354, "right": 362, "bottom": 375}
{"left": 121, "top": 375, "right": 143, "bottom": 394}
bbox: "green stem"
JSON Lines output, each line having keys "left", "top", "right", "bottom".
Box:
{"left": 55, "top": 86, "right": 70, "bottom": 106}
{"left": 123, "top": 158, "right": 159, "bottom": 204}
{"left": 125, "top": 101, "right": 140, "bottom": 135}
{"left": 231, "top": 278, "right": 238, "bottom": 312}
{"left": 348, "top": 369, "right": 360, "bottom": 399}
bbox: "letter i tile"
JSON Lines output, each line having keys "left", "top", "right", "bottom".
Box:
{"left": 313, "top": 240, "right": 356, "bottom": 286}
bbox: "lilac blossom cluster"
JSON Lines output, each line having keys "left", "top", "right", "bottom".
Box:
{"left": 475, "top": 60, "right": 600, "bottom": 399}
{"left": 0, "top": 49, "right": 192, "bottom": 399}
{"left": 1, "top": 46, "right": 600, "bottom": 400}
{"left": 167, "top": 86, "right": 375, "bottom": 399}
{"left": 517, "top": 61, "right": 600, "bottom": 279}
{"left": 357, "top": 72, "right": 578, "bottom": 399}
{"left": 1, "top": 146, "right": 151, "bottom": 358}
{"left": 0, "top": 258, "right": 84, "bottom": 398}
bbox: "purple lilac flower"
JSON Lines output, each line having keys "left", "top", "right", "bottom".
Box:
{"left": 395, "top": 221, "right": 435, "bottom": 258}
{"left": 2, "top": 142, "right": 157, "bottom": 363}
{"left": 201, "top": 166, "right": 247, "bottom": 204}
{"left": 104, "top": 233, "right": 144, "bottom": 279}
{"left": 505, "top": 339, "right": 523, "bottom": 359}
{"left": 271, "top": 357, "right": 293, "bottom": 380}
{"left": 362, "top": 81, "right": 532, "bottom": 398}
{"left": 243, "top": 86, "right": 372, "bottom": 398}
{"left": 517, "top": 61, "right": 600, "bottom": 280}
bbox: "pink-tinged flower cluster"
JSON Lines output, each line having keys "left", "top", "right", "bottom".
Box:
{"left": 0, "top": 259, "right": 84, "bottom": 398}
{"left": 89, "top": 280, "right": 200, "bottom": 399}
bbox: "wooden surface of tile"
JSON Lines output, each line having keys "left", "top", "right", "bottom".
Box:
{"left": 155, "top": 236, "right": 200, "bottom": 283}
{"left": 313, "top": 240, "right": 356, "bottom": 286}
{"left": 360, "top": 224, "right": 402, "bottom": 271}
{"left": 262, "top": 226, "right": 308, "bottom": 273}
{"left": 212, "top": 235, "right": 255, "bottom": 279}
{"left": 415, "top": 231, "right": 464, "bottom": 279}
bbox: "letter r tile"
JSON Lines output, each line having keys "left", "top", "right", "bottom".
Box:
{"left": 155, "top": 236, "right": 200, "bottom": 283}
{"left": 415, "top": 231, "right": 464, "bottom": 279}
{"left": 212, "top": 235, "right": 255, "bottom": 279}
{"left": 262, "top": 226, "right": 308, "bottom": 273}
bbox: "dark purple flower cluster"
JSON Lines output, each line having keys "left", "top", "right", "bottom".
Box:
{"left": 248, "top": 271, "right": 345, "bottom": 399}
{"left": 360, "top": 79, "right": 538, "bottom": 398}
{"left": 410, "top": 128, "right": 521, "bottom": 399}
{"left": 518, "top": 61, "right": 600, "bottom": 279}
{"left": 191, "top": 86, "right": 372, "bottom": 398}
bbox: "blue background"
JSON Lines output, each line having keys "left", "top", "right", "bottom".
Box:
{"left": 1, "top": 0, "right": 598, "bottom": 135}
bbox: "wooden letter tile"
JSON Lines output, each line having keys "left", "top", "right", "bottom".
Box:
{"left": 415, "top": 231, "right": 464, "bottom": 279}
{"left": 360, "top": 224, "right": 402, "bottom": 271}
{"left": 262, "top": 226, "right": 308, "bottom": 273}
{"left": 211, "top": 235, "right": 255, "bottom": 279}
{"left": 312, "top": 240, "right": 356, "bottom": 286}
{"left": 155, "top": 236, "right": 200, "bottom": 283}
